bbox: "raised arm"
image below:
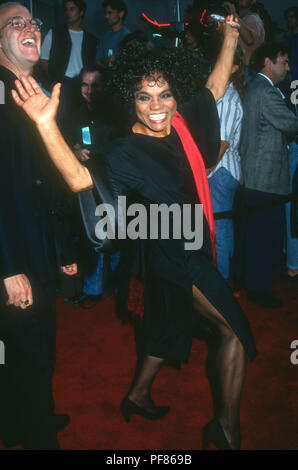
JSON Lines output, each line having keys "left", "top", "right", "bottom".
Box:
{"left": 11, "top": 76, "right": 93, "bottom": 193}
{"left": 206, "top": 18, "right": 239, "bottom": 102}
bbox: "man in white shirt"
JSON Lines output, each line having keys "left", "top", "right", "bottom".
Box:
{"left": 40, "top": 0, "right": 97, "bottom": 119}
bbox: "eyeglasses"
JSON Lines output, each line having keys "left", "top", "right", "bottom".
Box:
{"left": 0, "top": 16, "right": 43, "bottom": 32}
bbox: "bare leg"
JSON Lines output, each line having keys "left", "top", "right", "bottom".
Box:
{"left": 192, "top": 285, "right": 247, "bottom": 449}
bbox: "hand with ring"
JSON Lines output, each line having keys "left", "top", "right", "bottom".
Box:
{"left": 3, "top": 274, "right": 33, "bottom": 309}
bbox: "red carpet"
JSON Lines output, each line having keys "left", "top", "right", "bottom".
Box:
{"left": 2, "top": 279, "right": 298, "bottom": 450}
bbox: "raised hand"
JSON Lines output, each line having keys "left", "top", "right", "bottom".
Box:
{"left": 222, "top": 15, "right": 240, "bottom": 38}
{"left": 11, "top": 75, "right": 61, "bottom": 126}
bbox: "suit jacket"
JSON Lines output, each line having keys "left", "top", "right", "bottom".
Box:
{"left": 0, "top": 66, "right": 75, "bottom": 284}
{"left": 239, "top": 74, "right": 298, "bottom": 195}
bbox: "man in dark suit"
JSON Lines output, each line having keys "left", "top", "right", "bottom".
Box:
{"left": 238, "top": 42, "right": 298, "bottom": 307}
{"left": 0, "top": 2, "right": 77, "bottom": 449}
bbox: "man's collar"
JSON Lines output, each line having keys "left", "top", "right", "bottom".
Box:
{"left": 257, "top": 72, "right": 285, "bottom": 99}
{"left": 0, "top": 65, "right": 19, "bottom": 89}
{"left": 258, "top": 73, "right": 274, "bottom": 87}
{"left": 0, "top": 65, "right": 37, "bottom": 105}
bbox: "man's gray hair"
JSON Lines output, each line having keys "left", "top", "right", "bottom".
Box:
{"left": 0, "top": 2, "right": 25, "bottom": 13}
{"left": 0, "top": 3, "right": 28, "bottom": 34}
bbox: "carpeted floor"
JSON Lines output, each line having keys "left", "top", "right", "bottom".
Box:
{"left": 1, "top": 279, "right": 297, "bottom": 450}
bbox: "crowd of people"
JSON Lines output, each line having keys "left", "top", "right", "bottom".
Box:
{"left": 0, "top": 0, "right": 297, "bottom": 451}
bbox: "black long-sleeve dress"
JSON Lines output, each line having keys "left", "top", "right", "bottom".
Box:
{"left": 86, "top": 88, "right": 257, "bottom": 363}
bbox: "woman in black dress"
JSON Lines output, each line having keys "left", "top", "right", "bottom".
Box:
{"left": 12, "top": 19, "right": 257, "bottom": 450}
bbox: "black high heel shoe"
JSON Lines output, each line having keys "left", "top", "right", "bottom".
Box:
{"left": 120, "top": 397, "right": 170, "bottom": 423}
{"left": 202, "top": 419, "right": 241, "bottom": 450}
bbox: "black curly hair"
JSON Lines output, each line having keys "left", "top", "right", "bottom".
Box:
{"left": 108, "top": 46, "right": 205, "bottom": 106}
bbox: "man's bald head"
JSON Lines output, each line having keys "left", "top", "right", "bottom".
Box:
{"left": 0, "top": 2, "right": 41, "bottom": 76}
{"left": 0, "top": 2, "right": 24, "bottom": 23}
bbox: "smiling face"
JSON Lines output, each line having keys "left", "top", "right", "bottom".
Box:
{"left": 0, "top": 5, "right": 41, "bottom": 76}
{"left": 132, "top": 75, "right": 177, "bottom": 138}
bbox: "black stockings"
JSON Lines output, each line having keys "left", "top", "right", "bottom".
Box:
{"left": 126, "top": 285, "right": 247, "bottom": 449}
{"left": 192, "top": 285, "right": 247, "bottom": 449}
{"left": 127, "top": 355, "right": 165, "bottom": 411}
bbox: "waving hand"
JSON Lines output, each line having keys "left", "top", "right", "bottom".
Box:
{"left": 12, "top": 76, "right": 61, "bottom": 125}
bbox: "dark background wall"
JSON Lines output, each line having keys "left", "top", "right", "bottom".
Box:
{"left": 1, "top": 0, "right": 297, "bottom": 39}
{"left": 34, "top": 0, "right": 194, "bottom": 39}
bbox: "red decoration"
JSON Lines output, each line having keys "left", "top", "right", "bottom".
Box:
{"left": 141, "top": 13, "right": 171, "bottom": 28}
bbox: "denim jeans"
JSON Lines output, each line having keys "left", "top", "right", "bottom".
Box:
{"left": 83, "top": 251, "right": 120, "bottom": 295}
{"left": 285, "top": 140, "right": 298, "bottom": 270}
{"left": 208, "top": 167, "right": 240, "bottom": 279}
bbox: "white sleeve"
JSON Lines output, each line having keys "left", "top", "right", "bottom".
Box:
{"left": 40, "top": 29, "right": 53, "bottom": 60}
{"left": 217, "top": 92, "right": 240, "bottom": 143}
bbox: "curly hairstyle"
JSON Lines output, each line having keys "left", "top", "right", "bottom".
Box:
{"left": 108, "top": 46, "right": 205, "bottom": 106}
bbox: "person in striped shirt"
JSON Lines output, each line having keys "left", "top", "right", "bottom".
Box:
{"left": 208, "top": 45, "right": 246, "bottom": 281}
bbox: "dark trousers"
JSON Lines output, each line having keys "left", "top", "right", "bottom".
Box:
{"left": 234, "top": 187, "right": 285, "bottom": 295}
{"left": 0, "top": 282, "right": 57, "bottom": 449}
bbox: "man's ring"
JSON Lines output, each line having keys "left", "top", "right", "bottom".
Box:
{"left": 21, "top": 299, "right": 30, "bottom": 307}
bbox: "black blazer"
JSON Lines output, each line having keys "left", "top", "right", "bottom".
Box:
{"left": 0, "top": 66, "right": 75, "bottom": 283}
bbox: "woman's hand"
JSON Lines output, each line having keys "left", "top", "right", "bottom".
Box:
{"left": 205, "top": 15, "right": 239, "bottom": 101}
{"left": 222, "top": 5, "right": 254, "bottom": 46}
{"left": 222, "top": 15, "right": 240, "bottom": 38}
{"left": 11, "top": 76, "right": 61, "bottom": 126}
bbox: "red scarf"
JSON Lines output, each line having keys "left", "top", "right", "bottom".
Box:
{"left": 172, "top": 111, "right": 216, "bottom": 261}
{"left": 127, "top": 111, "right": 217, "bottom": 317}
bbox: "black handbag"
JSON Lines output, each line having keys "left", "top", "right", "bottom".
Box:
{"left": 77, "top": 158, "right": 121, "bottom": 254}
